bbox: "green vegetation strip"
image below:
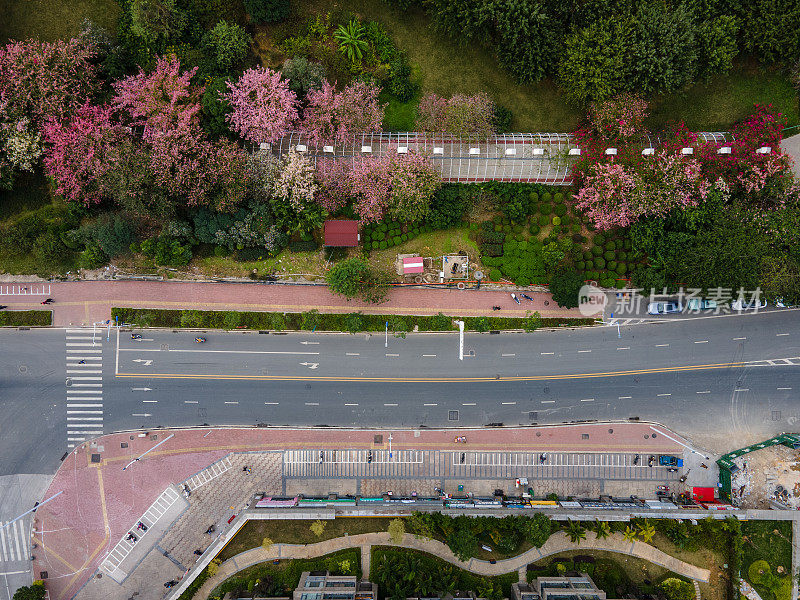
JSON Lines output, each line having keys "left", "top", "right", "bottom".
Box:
{"left": 0, "top": 310, "right": 51, "bottom": 326}
{"left": 111, "top": 307, "right": 593, "bottom": 333}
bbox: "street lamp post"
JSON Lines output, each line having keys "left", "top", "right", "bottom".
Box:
{"left": 388, "top": 433, "right": 393, "bottom": 459}
{"left": 123, "top": 433, "right": 175, "bottom": 471}
{"left": 385, "top": 321, "right": 389, "bottom": 348}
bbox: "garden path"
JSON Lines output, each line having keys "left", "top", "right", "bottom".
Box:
{"left": 195, "top": 530, "right": 711, "bottom": 599}
{"left": 780, "top": 132, "right": 800, "bottom": 180}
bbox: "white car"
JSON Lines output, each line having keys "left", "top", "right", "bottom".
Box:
{"left": 647, "top": 301, "right": 683, "bottom": 315}
{"left": 731, "top": 298, "right": 767, "bottom": 311}
{"left": 687, "top": 298, "right": 717, "bottom": 311}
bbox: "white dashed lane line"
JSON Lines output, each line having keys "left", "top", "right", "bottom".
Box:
{"left": 501, "top": 353, "right": 516, "bottom": 357}
{"left": 344, "top": 403, "right": 358, "bottom": 406}
{"left": 265, "top": 402, "right": 279, "bottom": 405}
{"left": 423, "top": 403, "right": 438, "bottom": 406}
{"left": 304, "top": 402, "right": 319, "bottom": 406}
{"left": 386, "top": 353, "right": 399, "bottom": 357}
{"left": 617, "top": 347, "right": 630, "bottom": 350}
{"left": 657, "top": 393, "right": 671, "bottom": 397}
{"left": 541, "top": 400, "right": 555, "bottom": 404}
{"left": 777, "top": 333, "right": 790, "bottom": 337}
{"left": 734, "top": 389, "right": 750, "bottom": 392}
{"left": 694, "top": 340, "right": 708, "bottom": 344}
{"left": 778, "top": 387, "right": 792, "bottom": 390}
{"left": 578, "top": 350, "right": 592, "bottom": 353}
{"left": 345, "top": 352, "right": 360, "bottom": 356}
{"left": 733, "top": 337, "right": 747, "bottom": 340}
{"left": 422, "top": 354, "right": 437, "bottom": 357}
{"left": 618, "top": 396, "right": 632, "bottom": 399}
{"left": 696, "top": 390, "right": 711, "bottom": 394}
{"left": 384, "top": 403, "right": 398, "bottom": 407}
{"left": 462, "top": 402, "right": 476, "bottom": 406}
{"left": 655, "top": 343, "right": 669, "bottom": 347}
{"left": 581, "top": 398, "right": 594, "bottom": 402}
{"left": 501, "top": 401, "right": 516, "bottom": 405}
{"left": 541, "top": 352, "right": 554, "bottom": 355}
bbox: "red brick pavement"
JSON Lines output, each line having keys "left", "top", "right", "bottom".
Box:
{"left": 0, "top": 281, "right": 584, "bottom": 327}
{"left": 33, "top": 423, "right": 684, "bottom": 600}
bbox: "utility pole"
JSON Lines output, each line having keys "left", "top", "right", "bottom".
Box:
{"left": 385, "top": 321, "right": 389, "bottom": 348}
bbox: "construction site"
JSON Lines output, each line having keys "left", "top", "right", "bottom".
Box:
{"left": 726, "top": 439, "right": 800, "bottom": 509}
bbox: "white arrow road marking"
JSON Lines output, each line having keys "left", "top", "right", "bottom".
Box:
{"left": 299, "top": 362, "right": 319, "bottom": 369}
{"left": 300, "top": 341, "right": 320, "bottom": 345}
{"left": 133, "top": 359, "right": 153, "bottom": 366}
{"left": 132, "top": 387, "right": 152, "bottom": 391}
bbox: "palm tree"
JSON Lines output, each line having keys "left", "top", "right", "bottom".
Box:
{"left": 334, "top": 20, "right": 368, "bottom": 63}
{"left": 638, "top": 521, "right": 656, "bottom": 544}
{"left": 623, "top": 526, "right": 637, "bottom": 543}
{"left": 594, "top": 520, "right": 611, "bottom": 540}
{"left": 566, "top": 520, "right": 587, "bottom": 544}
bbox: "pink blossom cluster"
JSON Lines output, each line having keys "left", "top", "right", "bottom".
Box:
{"left": 588, "top": 93, "right": 648, "bottom": 140}
{"left": 0, "top": 36, "right": 98, "bottom": 127}
{"left": 222, "top": 67, "right": 299, "bottom": 144}
{"left": 274, "top": 147, "right": 319, "bottom": 210}
{"left": 300, "top": 80, "right": 384, "bottom": 146}
{"left": 416, "top": 92, "right": 495, "bottom": 136}
{"left": 317, "top": 148, "right": 441, "bottom": 223}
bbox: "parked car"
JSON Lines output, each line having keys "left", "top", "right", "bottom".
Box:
{"left": 687, "top": 298, "right": 717, "bottom": 311}
{"left": 647, "top": 301, "right": 683, "bottom": 315}
{"left": 731, "top": 298, "right": 767, "bottom": 311}
{"left": 659, "top": 455, "right": 684, "bottom": 467}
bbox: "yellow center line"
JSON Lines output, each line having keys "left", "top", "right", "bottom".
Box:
{"left": 115, "top": 360, "right": 747, "bottom": 383}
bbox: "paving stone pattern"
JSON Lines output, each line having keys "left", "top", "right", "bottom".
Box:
{"left": 159, "top": 453, "right": 282, "bottom": 570}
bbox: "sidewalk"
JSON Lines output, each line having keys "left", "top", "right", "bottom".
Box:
{"left": 0, "top": 281, "right": 583, "bottom": 327}
{"left": 31, "top": 423, "right": 689, "bottom": 600}
{"left": 197, "top": 530, "right": 711, "bottom": 599}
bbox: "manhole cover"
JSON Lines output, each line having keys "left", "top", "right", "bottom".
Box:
{"left": 543, "top": 387, "right": 550, "bottom": 394}
{"left": 65, "top": 378, "right": 72, "bottom": 386}
{"left": 608, "top": 428, "right": 614, "bottom": 433}
{"left": 529, "top": 412, "right": 538, "bottom": 420}
{"left": 18, "top": 365, "right": 27, "bottom": 374}
{"left": 91, "top": 454, "right": 101, "bottom": 463}
{"left": 651, "top": 433, "right": 657, "bottom": 438}
{"left": 121, "top": 442, "right": 128, "bottom": 448}
{"left": 448, "top": 410, "right": 459, "bottom": 421}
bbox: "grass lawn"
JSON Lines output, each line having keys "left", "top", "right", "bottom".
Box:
{"left": 647, "top": 531, "right": 727, "bottom": 600}
{"left": 0, "top": 0, "right": 119, "bottom": 42}
{"left": 218, "top": 518, "right": 392, "bottom": 562}
{"left": 365, "top": 226, "right": 479, "bottom": 276}
{"left": 741, "top": 520, "right": 793, "bottom": 600}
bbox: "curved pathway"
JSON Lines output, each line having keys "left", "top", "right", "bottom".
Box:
{"left": 196, "top": 531, "right": 710, "bottom": 599}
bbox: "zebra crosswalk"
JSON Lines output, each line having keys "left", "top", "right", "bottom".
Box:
{"left": 65, "top": 328, "right": 104, "bottom": 448}
{"left": 0, "top": 520, "right": 29, "bottom": 563}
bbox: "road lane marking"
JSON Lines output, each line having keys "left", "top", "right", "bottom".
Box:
{"left": 541, "top": 352, "right": 554, "bottom": 355}
{"left": 344, "top": 403, "right": 358, "bottom": 406}
{"left": 422, "top": 354, "right": 437, "bottom": 357}
{"left": 618, "top": 396, "right": 632, "bottom": 399}
{"left": 541, "top": 400, "right": 555, "bottom": 404}
{"left": 657, "top": 393, "right": 671, "bottom": 397}
{"left": 424, "top": 403, "right": 438, "bottom": 406}
{"left": 501, "top": 401, "right": 516, "bottom": 405}
{"left": 578, "top": 350, "right": 592, "bottom": 353}
{"left": 580, "top": 398, "right": 594, "bottom": 402}
{"left": 67, "top": 417, "right": 102, "bottom": 421}
{"left": 734, "top": 388, "right": 750, "bottom": 392}
{"left": 655, "top": 344, "right": 669, "bottom": 347}
{"left": 184, "top": 400, "right": 198, "bottom": 404}
{"left": 345, "top": 353, "right": 360, "bottom": 356}
{"left": 386, "top": 353, "right": 399, "bottom": 357}
{"left": 733, "top": 337, "right": 747, "bottom": 340}
{"left": 67, "top": 410, "right": 103, "bottom": 414}
{"left": 66, "top": 368, "right": 102, "bottom": 372}
{"left": 617, "top": 347, "right": 630, "bottom": 350}
{"left": 777, "top": 333, "right": 790, "bottom": 336}
{"left": 142, "top": 400, "right": 158, "bottom": 403}
{"left": 118, "top": 349, "right": 320, "bottom": 355}
{"left": 66, "top": 404, "right": 103, "bottom": 408}
{"left": 384, "top": 403, "right": 398, "bottom": 406}
{"left": 696, "top": 390, "right": 711, "bottom": 394}
{"left": 694, "top": 340, "right": 708, "bottom": 344}
{"left": 224, "top": 401, "right": 238, "bottom": 404}
{"left": 69, "top": 376, "right": 102, "bottom": 380}
{"left": 305, "top": 402, "right": 319, "bottom": 406}
{"left": 502, "top": 353, "right": 516, "bottom": 357}
{"left": 462, "top": 402, "right": 476, "bottom": 406}
{"left": 778, "top": 387, "right": 792, "bottom": 390}
{"left": 265, "top": 402, "right": 279, "bottom": 405}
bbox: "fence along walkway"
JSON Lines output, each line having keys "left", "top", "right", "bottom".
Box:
{"left": 271, "top": 131, "right": 733, "bottom": 184}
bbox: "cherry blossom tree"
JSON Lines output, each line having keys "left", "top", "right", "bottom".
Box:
{"left": 300, "top": 80, "right": 383, "bottom": 146}
{"left": 0, "top": 117, "right": 42, "bottom": 189}
{"left": 0, "top": 35, "right": 98, "bottom": 127}
{"left": 415, "top": 93, "right": 448, "bottom": 132}
{"left": 112, "top": 55, "right": 202, "bottom": 134}
{"left": 221, "top": 66, "right": 298, "bottom": 144}
{"left": 42, "top": 103, "right": 128, "bottom": 204}
{"left": 315, "top": 158, "right": 351, "bottom": 213}
{"left": 274, "top": 147, "right": 318, "bottom": 210}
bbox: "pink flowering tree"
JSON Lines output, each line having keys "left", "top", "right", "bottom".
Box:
{"left": 316, "top": 158, "right": 352, "bottom": 213}
{"left": 222, "top": 66, "right": 299, "bottom": 144}
{"left": 588, "top": 93, "right": 648, "bottom": 141}
{"left": 575, "top": 150, "right": 709, "bottom": 229}
{"left": 0, "top": 36, "right": 98, "bottom": 127}
{"left": 112, "top": 55, "right": 202, "bottom": 134}
{"left": 42, "top": 103, "right": 128, "bottom": 204}
{"left": 348, "top": 149, "right": 441, "bottom": 223}
{"left": 272, "top": 147, "right": 325, "bottom": 232}
{"left": 300, "top": 80, "right": 383, "bottom": 146}
{"left": 416, "top": 93, "right": 495, "bottom": 136}
{"left": 0, "top": 117, "right": 42, "bottom": 189}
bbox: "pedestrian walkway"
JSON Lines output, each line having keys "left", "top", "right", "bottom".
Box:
{"left": 64, "top": 328, "right": 105, "bottom": 448}
{"left": 191, "top": 530, "right": 711, "bottom": 600}
{"left": 0, "top": 281, "right": 583, "bottom": 327}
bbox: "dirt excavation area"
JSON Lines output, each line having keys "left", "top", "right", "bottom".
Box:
{"left": 732, "top": 444, "right": 800, "bottom": 508}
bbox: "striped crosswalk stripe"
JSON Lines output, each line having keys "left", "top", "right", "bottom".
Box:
{"left": 66, "top": 330, "right": 104, "bottom": 448}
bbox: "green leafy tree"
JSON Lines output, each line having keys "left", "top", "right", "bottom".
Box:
{"left": 334, "top": 20, "right": 369, "bottom": 63}
{"left": 760, "top": 256, "right": 800, "bottom": 305}
{"left": 243, "top": 0, "right": 290, "bottom": 23}
{"left": 558, "top": 18, "right": 629, "bottom": 105}
{"left": 696, "top": 15, "right": 739, "bottom": 80}
{"left": 344, "top": 312, "right": 364, "bottom": 334}
{"left": 549, "top": 268, "right": 585, "bottom": 309}
{"left": 12, "top": 583, "right": 46, "bottom": 600}
{"left": 522, "top": 310, "right": 542, "bottom": 332}
{"left": 594, "top": 520, "right": 611, "bottom": 540}
{"left": 622, "top": 526, "right": 637, "bottom": 543}
{"left": 130, "top": 0, "right": 186, "bottom": 48}
{"left": 326, "top": 258, "right": 388, "bottom": 304}
{"left": 388, "top": 518, "right": 405, "bottom": 543}
{"left": 310, "top": 519, "right": 327, "bottom": 537}
{"left": 565, "top": 520, "right": 586, "bottom": 544}
{"left": 660, "top": 578, "right": 695, "bottom": 600}
{"left": 201, "top": 77, "right": 233, "bottom": 139}
{"left": 202, "top": 20, "right": 252, "bottom": 73}
{"left": 281, "top": 56, "right": 326, "bottom": 98}
{"left": 522, "top": 513, "right": 552, "bottom": 547}
{"left": 446, "top": 519, "right": 479, "bottom": 560}
{"left": 637, "top": 521, "right": 656, "bottom": 543}
{"left": 743, "top": 0, "right": 800, "bottom": 64}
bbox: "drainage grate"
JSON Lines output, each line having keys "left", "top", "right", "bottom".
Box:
{"left": 448, "top": 410, "right": 459, "bottom": 421}
{"left": 529, "top": 412, "right": 538, "bottom": 420}
{"left": 772, "top": 410, "right": 782, "bottom": 421}
{"left": 121, "top": 442, "right": 128, "bottom": 449}
{"left": 91, "top": 453, "right": 101, "bottom": 463}
{"left": 40, "top": 572, "right": 47, "bottom": 579}
{"left": 581, "top": 434, "right": 589, "bottom": 440}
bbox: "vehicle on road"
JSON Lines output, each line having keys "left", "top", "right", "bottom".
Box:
{"left": 659, "top": 455, "right": 684, "bottom": 467}
{"left": 687, "top": 298, "right": 717, "bottom": 311}
{"left": 195, "top": 337, "right": 206, "bottom": 343}
{"left": 647, "top": 301, "right": 683, "bottom": 315}
{"left": 731, "top": 298, "right": 767, "bottom": 311}
{"left": 511, "top": 293, "right": 520, "bottom": 304}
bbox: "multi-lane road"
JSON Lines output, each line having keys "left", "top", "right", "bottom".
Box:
{"left": 1, "top": 308, "right": 799, "bottom": 476}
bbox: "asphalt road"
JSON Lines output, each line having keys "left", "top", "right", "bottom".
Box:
{"left": 1, "top": 309, "right": 798, "bottom": 477}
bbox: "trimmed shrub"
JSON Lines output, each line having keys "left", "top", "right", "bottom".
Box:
{"left": 516, "top": 275, "right": 531, "bottom": 287}
{"left": 594, "top": 233, "right": 606, "bottom": 245}
{"left": 594, "top": 257, "right": 606, "bottom": 269}
{"left": 604, "top": 250, "right": 614, "bottom": 261}
{"left": 538, "top": 215, "right": 549, "bottom": 226}
{"left": 554, "top": 204, "right": 567, "bottom": 217}
{"left": 583, "top": 250, "right": 592, "bottom": 260}
{"left": 615, "top": 279, "right": 627, "bottom": 289}
{"left": 605, "top": 240, "right": 617, "bottom": 251}
{"left": 540, "top": 203, "right": 552, "bottom": 215}
{"left": 616, "top": 262, "right": 627, "bottom": 274}
{"left": 529, "top": 192, "right": 539, "bottom": 203}
{"left": 529, "top": 224, "right": 540, "bottom": 235}
{"left": 542, "top": 192, "right": 552, "bottom": 203}
{"left": 489, "top": 268, "right": 502, "bottom": 281}
{"left": 561, "top": 215, "right": 571, "bottom": 226}
{"left": 576, "top": 261, "right": 586, "bottom": 270}
{"left": 608, "top": 261, "right": 617, "bottom": 271}
{"left": 591, "top": 246, "right": 603, "bottom": 256}
{"left": 552, "top": 216, "right": 561, "bottom": 226}
{"left": 554, "top": 192, "right": 564, "bottom": 203}
{"left": 585, "top": 259, "right": 594, "bottom": 269}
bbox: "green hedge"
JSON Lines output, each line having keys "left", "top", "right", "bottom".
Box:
{"left": 112, "top": 308, "right": 594, "bottom": 332}
{"left": 0, "top": 310, "right": 51, "bottom": 326}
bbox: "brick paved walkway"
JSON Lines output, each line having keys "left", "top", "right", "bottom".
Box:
{"left": 196, "top": 530, "right": 711, "bottom": 599}
{"left": 0, "top": 281, "right": 582, "bottom": 327}
{"left": 32, "top": 423, "right": 688, "bottom": 600}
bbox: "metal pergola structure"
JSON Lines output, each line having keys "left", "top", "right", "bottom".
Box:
{"left": 271, "top": 131, "right": 735, "bottom": 184}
